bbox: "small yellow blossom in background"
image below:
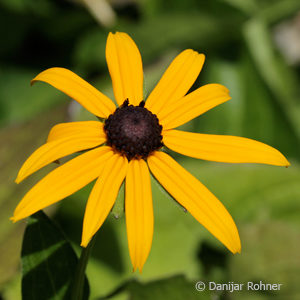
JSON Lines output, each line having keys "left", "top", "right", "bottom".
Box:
{"left": 11, "top": 32, "right": 290, "bottom": 272}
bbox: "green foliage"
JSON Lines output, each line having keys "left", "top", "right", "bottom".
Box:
{"left": 0, "top": 68, "right": 64, "bottom": 126}
{"left": 21, "top": 211, "right": 89, "bottom": 300}
{"left": 1, "top": 0, "right": 300, "bottom": 299}
{"left": 0, "top": 0, "right": 55, "bottom": 15}
{"left": 243, "top": 18, "right": 300, "bottom": 139}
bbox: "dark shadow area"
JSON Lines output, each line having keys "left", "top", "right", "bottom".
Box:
{"left": 114, "top": 1, "right": 141, "bottom": 21}
{"left": 0, "top": 3, "right": 95, "bottom": 69}
{"left": 197, "top": 241, "right": 230, "bottom": 300}
{"left": 197, "top": 241, "right": 229, "bottom": 276}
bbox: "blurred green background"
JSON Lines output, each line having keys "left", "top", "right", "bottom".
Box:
{"left": 1, "top": 0, "right": 300, "bottom": 299}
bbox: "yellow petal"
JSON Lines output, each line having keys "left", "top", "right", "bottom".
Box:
{"left": 106, "top": 32, "right": 143, "bottom": 106}
{"left": 159, "top": 84, "right": 231, "bottom": 129}
{"left": 47, "top": 121, "right": 105, "bottom": 142}
{"left": 163, "top": 130, "right": 290, "bottom": 166}
{"left": 81, "top": 153, "right": 128, "bottom": 247}
{"left": 31, "top": 68, "right": 116, "bottom": 118}
{"left": 148, "top": 151, "right": 241, "bottom": 254}
{"left": 16, "top": 122, "right": 106, "bottom": 183}
{"left": 11, "top": 147, "right": 114, "bottom": 222}
{"left": 145, "top": 50, "right": 205, "bottom": 116}
{"left": 126, "top": 159, "right": 153, "bottom": 272}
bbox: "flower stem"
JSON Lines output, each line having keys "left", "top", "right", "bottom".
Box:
{"left": 71, "top": 238, "right": 95, "bottom": 300}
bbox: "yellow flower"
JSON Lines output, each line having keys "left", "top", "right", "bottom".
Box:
{"left": 11, "top": 32, "right": 290, "bottom": 272}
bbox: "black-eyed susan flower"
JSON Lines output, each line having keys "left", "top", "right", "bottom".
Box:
{"left": 11, "top": 32, "right": 290, "bottom": 272}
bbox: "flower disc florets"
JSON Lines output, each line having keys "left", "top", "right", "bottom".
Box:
{"left": 104, "top": 100, "right": 163, "bottom": 160}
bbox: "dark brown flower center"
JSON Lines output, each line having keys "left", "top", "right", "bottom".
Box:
{"left": 104, "top": 100, "right": 163, "bottom": 160}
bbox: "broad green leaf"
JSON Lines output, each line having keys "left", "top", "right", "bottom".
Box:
{"left": 21, "top": 211, "right": 89, "bottom": 300}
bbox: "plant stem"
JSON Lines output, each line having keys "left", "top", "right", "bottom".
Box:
{"left": 71, "top": 238, "right": 95, "bottom": 300}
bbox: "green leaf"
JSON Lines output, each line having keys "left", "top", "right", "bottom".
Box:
{"left": 21, "top": 211, "right": 89, "bottom": 300}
